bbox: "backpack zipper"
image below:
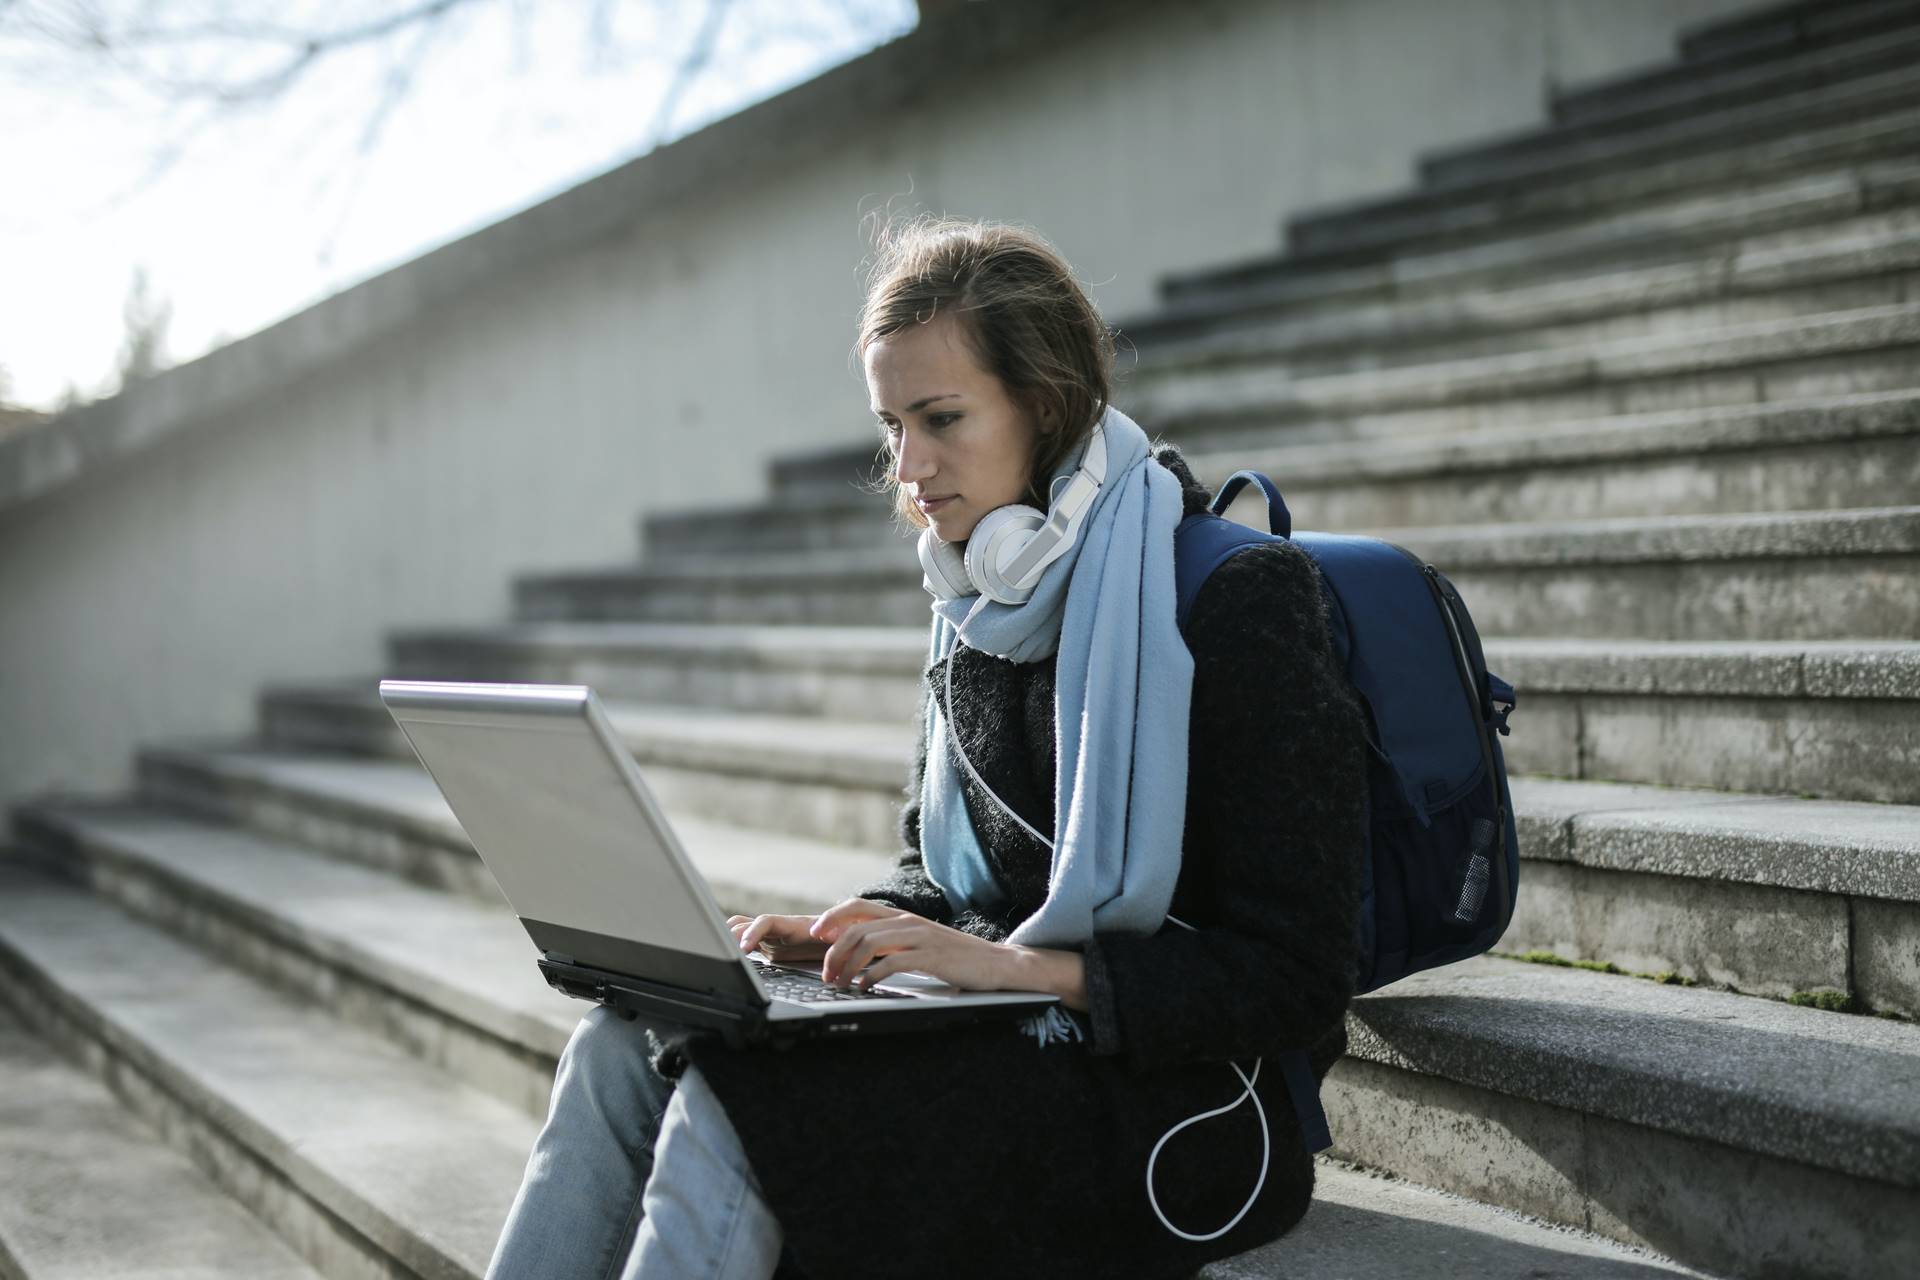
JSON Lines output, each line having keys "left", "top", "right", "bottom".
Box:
{"left": 1419, "top": 562, "right": 1514, "bottom": 939}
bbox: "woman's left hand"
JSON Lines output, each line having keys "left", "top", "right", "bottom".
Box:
{"left": 814, "top": 908, "right": 1022, "bottom": 993}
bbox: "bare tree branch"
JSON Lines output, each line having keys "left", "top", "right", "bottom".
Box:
{"left": 315, "top": 7, "right": 455, "bottom": 270}
{"left": 7, "top": 0, "right": 488, "bottom": 105}
{"left": 643, "top": 0, "right": 734, "bottom": 152}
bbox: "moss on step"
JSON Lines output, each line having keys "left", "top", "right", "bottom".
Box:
{"left": 1492, "top": 947, "right": 1698, "bottom": 986}
{"left": 1487, "top": 949, "right": 1915, "bottom": 1023}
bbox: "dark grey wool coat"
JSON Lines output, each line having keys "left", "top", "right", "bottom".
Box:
{"left": 654, "top": 443, "right": 1370, "bottom": 1280}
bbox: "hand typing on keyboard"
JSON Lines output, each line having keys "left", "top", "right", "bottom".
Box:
{"left": 728, "top": 899, "right": 914, "bottom": 972}
{"left": 732, "top": 897, "right": 1088, "bottom": 1008}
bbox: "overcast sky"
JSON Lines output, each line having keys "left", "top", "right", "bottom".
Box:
{"left": 0, "top": 0, "right": 918, "bottom": 410}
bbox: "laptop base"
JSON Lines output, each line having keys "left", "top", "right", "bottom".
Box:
{"left": 538, "top": 955, "right": 1055, "bottom": 1049}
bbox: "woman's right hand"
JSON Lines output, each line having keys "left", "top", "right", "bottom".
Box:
{"left": 729, "top": 898, "right": 915, "bottom": 969}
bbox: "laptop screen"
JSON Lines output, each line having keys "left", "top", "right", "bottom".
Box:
{"left": 379, "top": 682, "right": 739, "bottom": 963}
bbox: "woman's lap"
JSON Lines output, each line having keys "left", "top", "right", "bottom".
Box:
{"left": 676, "top": 1018, "right": 1313, "bottom": 1279}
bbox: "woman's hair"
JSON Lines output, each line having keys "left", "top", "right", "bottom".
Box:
{"left": 855, "top": 214, "right": 1118, "bottom": 534}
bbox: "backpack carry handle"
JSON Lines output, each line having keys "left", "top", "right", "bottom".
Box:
{"left": 1208, "top": 471, "right": 1292, "bottom": 538}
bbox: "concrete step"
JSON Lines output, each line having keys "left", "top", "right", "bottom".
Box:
{"left": 401, "top": 623, "right": 1920, "bottom": 808}
{"left": 392, "top": 619, "right": 1920, "bottom": 808}
{"left": 1325, "top": 951, "right": 1920, "bottom": 1279}
{"left": 132, "top": 731, "right": 902, "bottom": 892}
{"left": 530, "top": 506, "right": 1920, "bottom": 643}
{"left": 3, "top": 859, "right": 1904, "bottom": 1277}
{"left": 1460, "top": 12, "right": 1920, "bottom": 171}
{"left": 0, "top": 865, "right": 535, "bottom": 1280}
{"left": 659, "top": 391, "right": 1920, "bottom": 558}
{"left": 0, "top": 1004, "right": 325, "bottom": 1280}
{"left": 1239, "top": 1157, "right": 1715, "bottom": 1278}
{"left": 1132, "top": 198, "right": 1920, "bottom": 377}
{"left": 380, "top": 621, "right": 926, "bottom": 720}
{"left": 1193, "top": 112, "right": 1920, "bottom": 320}
{"left": 0, "top": 860, "right": 1722, "bottom": 1280}
{"left": 1278, "top": 60, "right": 1920, "bottom": 262}
{"left": 1146, "top": 151, "right": 1920, "bottom": 343}
{"left": 1669, "top": 0, "right": 1916, "bottom": 69}
{"left": 1166, "top": 105, "right": 1920, "bottom": 323}
{"left": 9, "top": 802, "right": 578, "bottom": 1119}
{"left": 1128, "top": 301, "right": 1920, "bottom": 445}
{"left": 308, "top": 621, "right": 1920, "bottom": 832}
{"left": 29, "top": 740, "right": 1920, "bottom": 1058}
{"left": 1418, "top": 29, "right": 1920, "bottom": 192}
{"left": 777, "top": 299, "right": 1920, "bottom": 504}
{"left": 1189, "top": 391, "right": 1920, "bottom": 531}
{"left": 1553, "top": 2, "right": 1920, "bottom": 131}
{"left": 1499, "top": 776, "right": 1920, "bottom": 1017}
{"left": 1495, "top": 637, "right": 1920, "bottom": 803}
{"left": 0, "top": 794, "right": 1820, "bottom": 1274}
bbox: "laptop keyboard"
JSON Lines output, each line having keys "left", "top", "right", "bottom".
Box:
{"left": 757, "top": 967, "right": 910, "bottom": 1003}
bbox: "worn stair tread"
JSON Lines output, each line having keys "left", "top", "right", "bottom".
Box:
{"left": 1137, "top": 165, "right": 1920, "bottom": 344}
{"left": 549, "top": 506, "right": 1920, "bottom": 587}
{"left": 669, "top": 388, "right": 1920, "bottom": 529}
{"left": 1347, "top": 951, "right": 1920, "bottom": 1188}
{"left": 1278, "top": 67, "right": 1920, "bottom": 252}
{"left": 0, "top": 872, "right": 1720, "bottom": 1280}
{"left": 0, "top": 865, "right": 535, "bottom": 1280}
{"left": 1439, "top": 15, "right": 1920, "bottom": 168}
{"left": 1411, "top": 56, "right": 1920, "bottom": 189}
{"left": 1419, "top": 22, "right": 1920, "bottom": 184}
{"left": 1590, "top": 3, "right": 1920, "bottom": 122}
{"left": 1134, "top": 299, "right": 1920, "bottom": 420}
{"left": 0, "top": 1007, "right": 326, "bottom": 1280}
{"left": 35, "top": 765, "right": 1920, "bottom": 996}
{"left": 1171, "top": 109, "right": 1920, "bottom": 318}
{"left": 388, "top": 620, "right": 926, "bottom": 668}
{"left": 1672, "top": 0, "right": 1916, "bottom": 64}
{"left": 1215, "top": 1159, "right": 1712, "bottom": 1279}
{"left": 1184, "top": 388, "right": 1920, "bottom": 483}
{"left": 747, "top": 385, "right": 1920, "bottom": 507}
{"left": 18, "top": 800, "right": 579, "bottom": 1058}
{"left": 1487, "top": 635, "right": 1920, "bottom": 699}
{"left": 138, "top": 739, "right": 900, "bottom": 896}
{"left": 267, "top": 682, "right": 924, "bottom": 780}
{"left": 381, "top": 614, "right": 1920, "bottom": 703}
{"left": 1516, "top": 774, "right": 1920, "bottom": 901}
{"left": 129, "top": 712, "right": 1920, "bottom": 926}
{"left": 1224, "top": 102, "right": 1920, "bottom": 287}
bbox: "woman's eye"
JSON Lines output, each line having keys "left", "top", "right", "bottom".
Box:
{"left": 928, "top": 414, "right": 959, "bottom": 429}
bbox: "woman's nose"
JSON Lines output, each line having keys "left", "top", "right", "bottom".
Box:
{"left": 893, "top": 428, "right": 935, "bottom": 487}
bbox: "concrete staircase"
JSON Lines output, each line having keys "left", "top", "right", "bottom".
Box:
{"left": 5, "top": 2, "right": 1919, "bottom": 1275}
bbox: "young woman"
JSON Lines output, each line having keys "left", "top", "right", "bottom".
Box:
{"left": 485, "top": 217, "right": 1369, "bottom": 1280}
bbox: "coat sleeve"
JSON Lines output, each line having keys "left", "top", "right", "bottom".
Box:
{"left": 1080, "top": 540, "right": 1369, "bottom": 1071}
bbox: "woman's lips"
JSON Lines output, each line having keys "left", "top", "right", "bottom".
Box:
{"left": 917, "top": 494, "right": 957, "bottom": 513}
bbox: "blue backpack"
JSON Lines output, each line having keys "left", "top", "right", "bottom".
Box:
{"left": 1172, "top": 470, "right": 1521, "bottom": 1154}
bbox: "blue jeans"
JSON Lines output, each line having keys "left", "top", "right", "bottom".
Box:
{"left": 486, "top": 1006, "right": 785, "bottom": 1280}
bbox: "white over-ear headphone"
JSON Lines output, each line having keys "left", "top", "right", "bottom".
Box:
{"left": 916, "top": 423, "right": 1109, "bottom": 606}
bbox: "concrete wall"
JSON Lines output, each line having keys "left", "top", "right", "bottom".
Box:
{"left": 0, "top": 0, "right": 1760, "bottom": 815}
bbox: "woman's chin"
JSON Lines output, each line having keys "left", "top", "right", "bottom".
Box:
{"left": 930, "top": 513, "right": 978, "bottom": 543}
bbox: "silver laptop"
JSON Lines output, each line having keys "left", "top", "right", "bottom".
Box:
{"left": 376, "top": 679, "right": 1057, "bottom": 1044}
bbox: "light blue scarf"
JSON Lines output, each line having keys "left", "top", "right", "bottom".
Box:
{"left": 919, "top": 403, "right": 1195, "bottom": 950}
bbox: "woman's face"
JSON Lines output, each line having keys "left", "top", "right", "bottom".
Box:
{"left": 866, "top": 313, "right": 1050, "bottom": 545}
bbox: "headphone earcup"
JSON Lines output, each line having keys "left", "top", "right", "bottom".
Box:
{"left": 965, "top": 504, "right": 1048, "bottom": 605}
{"left": 917, "top": 528, "right": 976, "bottom": 601}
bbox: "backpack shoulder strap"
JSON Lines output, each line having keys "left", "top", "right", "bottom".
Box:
{"left": 1173, "top": 511, "right": 1290, "bottom": 632}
